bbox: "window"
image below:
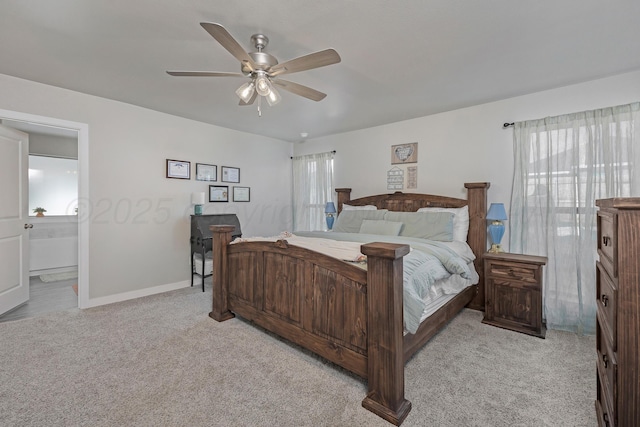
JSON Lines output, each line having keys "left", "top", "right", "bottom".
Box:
{"left": 510, "top": 102, "right": 640, "bottom": 334}
{"left": 29, "top": 155, "right": 78, "bottom": 216}
{"left": 292, "top": 152, "right": 335, "bottom": 231}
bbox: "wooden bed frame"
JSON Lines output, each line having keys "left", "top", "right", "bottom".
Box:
{"left": 209, "top": 182, "right": 489, "bottom": 425}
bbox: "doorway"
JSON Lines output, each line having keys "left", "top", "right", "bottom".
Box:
{"left": 0, "top": 109, "right": 89, "bottom": 314}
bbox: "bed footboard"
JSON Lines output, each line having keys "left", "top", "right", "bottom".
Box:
{"left": 209, "top": 226, "right": 412, "bottom": 425}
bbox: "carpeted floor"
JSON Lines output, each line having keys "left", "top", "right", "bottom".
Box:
{"left": 0, "top": 286, "right": 596, "bottom": 426}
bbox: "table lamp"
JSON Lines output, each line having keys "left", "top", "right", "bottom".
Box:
{"left": 325, "top": 202, "right": 337, "bottom": 230}
{"left": 487, "top": 203, "right": 507, "bottom": 253}
{"left": 192, "top": 192, "right": 205, "bottom": 215}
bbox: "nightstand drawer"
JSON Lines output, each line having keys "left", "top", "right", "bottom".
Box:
{"left": 597, "top": 212, "right": 617, "bottom": 278}
{"left": 486, "top": 262, "right": 538, "bottom": 284}
{"left": 596, "top": 262, "right": 617, "bottom": 350}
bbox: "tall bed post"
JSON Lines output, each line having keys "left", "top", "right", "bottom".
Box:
{"left": 361, "top": 242, "right": 412, "bottom": 426}
{"left": 335, "top": 187, "right": 352, "bottom": 214}
{"left": 464, "top": 182, "right": 490, "bottom": 310}
{"left": 209, "top": 225, "right": 235, "bottom": 322}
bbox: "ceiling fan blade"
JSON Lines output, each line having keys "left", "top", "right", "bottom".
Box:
{"left": 200, "top": 22, "right": 257, "bottom": 72}
{"left": 272, "top": 79, "right": 327, "bottom": 101}
{"left": 166, "top": 71, "right": 245, "bottom": 77}
{"left": 239, "top": 91, "right": 258, "bottom": 106}
{"left": 269, "top": 49, "right": 341, "bottom": 77}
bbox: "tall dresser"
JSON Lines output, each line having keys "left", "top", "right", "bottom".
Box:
{"left": 595, "top": 198, "right": 640, "bottom": 426}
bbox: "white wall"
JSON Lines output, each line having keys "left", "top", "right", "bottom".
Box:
{"left": 3, "top": 69, "right": 638, "bottom": 302}
{"left": 0, "top": 73, "right": 292, "bottom": 301}
{"left": 294, "top": 70, "right": 640, "bottom": 249}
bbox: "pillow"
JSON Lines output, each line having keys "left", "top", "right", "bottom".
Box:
{"left": 417, "top": 205, "right": 469, "bottom": 242}
{"left": 342, "top": 203, "right": 378, "bottom": 211}
{"left": 383, "top": 211, "right": 454, "bottom": 241}
{"left": 359, "top": 219, "right": 403, "bottom": 236}
{"left": 332, "top": 209, "right": 388, "bottom": 233}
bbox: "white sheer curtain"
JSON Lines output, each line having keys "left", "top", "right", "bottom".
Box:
{"left": 292, "top": 151, "right": 334, "bottom": 231}
{"left": 510, "top": 102, "right": 640, "bottom": 334}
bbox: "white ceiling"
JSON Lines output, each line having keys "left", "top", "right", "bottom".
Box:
{"left": 1, "top": 1, "right": 639, "bottom": 142}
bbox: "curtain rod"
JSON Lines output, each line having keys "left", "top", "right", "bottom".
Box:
{"left": 503, "top": 122, "right": 514, "bottom": 128}
{"left": 290, "top": 150, "right": 336, "bottom": 159}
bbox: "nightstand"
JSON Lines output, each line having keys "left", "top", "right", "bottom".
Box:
{"left": 482, "top": 252, "right": 547, "bottom": 338}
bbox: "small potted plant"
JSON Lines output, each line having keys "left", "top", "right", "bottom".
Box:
{"left": 33, "top": 207, "right": 47, "bottom": 217}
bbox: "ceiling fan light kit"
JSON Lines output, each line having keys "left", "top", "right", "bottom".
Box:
{"left": 265, "top": 86, "right": 281, "bottom": 106}
{"left": 167, "top": 22, "right": 341, "bottom": 116}
{"left": 235, "top": 81, "right": 255, "bottom": 103}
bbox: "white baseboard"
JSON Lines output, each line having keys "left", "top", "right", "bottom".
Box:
{"left": 85, "top": 280, "right": 191, "bottom": 309}
{"left": 30, "top": 266, "right": 78, "bottom": 277}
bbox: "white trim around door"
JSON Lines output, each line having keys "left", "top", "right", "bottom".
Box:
{"left": 0, "top": 109, "right": 90, "bottom": 309}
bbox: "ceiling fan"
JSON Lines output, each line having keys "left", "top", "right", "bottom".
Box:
{"left": 167, "top": 23, "right": 341, "bottom": 115}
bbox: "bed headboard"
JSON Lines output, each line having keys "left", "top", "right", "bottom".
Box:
{"left": 335, "top": 182, "right": 490, "bottom": 310}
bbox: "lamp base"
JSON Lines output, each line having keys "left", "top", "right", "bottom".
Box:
{"left": 325, "top": 215, "right": 334, "bottom": 230}
{"left": 488, "top": 243, "right": 504, "bottom": 253}
{"left": 194, "top": 204, "right": 203, "bottom": 215}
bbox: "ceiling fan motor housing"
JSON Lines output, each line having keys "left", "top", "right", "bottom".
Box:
{"left": 242, "top": 51, "right": 278, "bottom": 75}
{"left": 240, "top": 34, "right": 278, "bottom": 75}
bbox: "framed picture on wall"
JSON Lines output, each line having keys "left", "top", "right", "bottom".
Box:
{"left": 195, "top": 163, "right": 217, "bottom": 181}
{"left": 233, "top": 186, "right": 250, "bottom": 202}
{"left": 391, "top": 143, "right": 418, "bottom": 164}
{"left": 166, "top": 159, "right": 191, "bottom": 179}
{"left": 221, "top": 166, "right": 240, "bottom": 183}
{"left": 209, "top": 185, "right": 229, "bottom": 202}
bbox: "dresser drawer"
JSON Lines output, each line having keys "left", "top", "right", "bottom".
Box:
{"left": 486, "top": 262, "right": 538, "bottom": 284}
{"left": 597, "top": 212, "right": 617, "bottom": 278}
{"left": 596, "top": 372, "right": 616, "bottom": 427}
{"left": 596, "top": 263, "right": 617, "bottom": 350}
{"left": 596, "top": 318, "right": 617, "bottom": 416}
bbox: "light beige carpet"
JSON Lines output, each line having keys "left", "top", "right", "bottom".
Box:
{"left": 0, "top": 286, "right": 596, "bottom": 426}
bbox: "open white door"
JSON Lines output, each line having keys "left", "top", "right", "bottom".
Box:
{"left": 0, "top": 125, "right": 29, "bottom": 315}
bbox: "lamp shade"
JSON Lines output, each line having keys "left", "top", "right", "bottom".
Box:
{"left": 325, "top": 202, "right": 337, "bottom": 214}
{"left": 192, "top": 192, "right": 205, "bottom": 205}
{"left": 487, "top": 203, "right": 508, "bottom": 221}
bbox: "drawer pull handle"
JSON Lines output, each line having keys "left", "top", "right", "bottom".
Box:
{"left": 602, "top": 354, "right": 609, "bottom": 368}
{"left": 602, "top": 236, "right": 611, "bottom": 246}
{"left": 601, "top": 294, "right": 608, "bottom": 307}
